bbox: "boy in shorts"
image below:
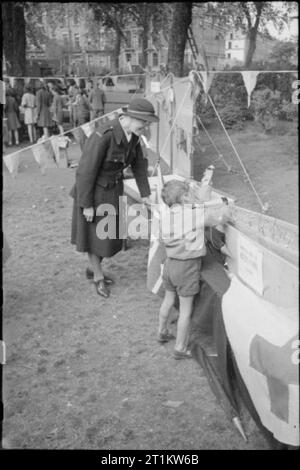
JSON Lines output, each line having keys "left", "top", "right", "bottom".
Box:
{"left": 157, "top": 179, "right": 231, "bottom": 359}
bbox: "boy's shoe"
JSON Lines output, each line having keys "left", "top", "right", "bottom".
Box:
{"left": 157, "top": 332, "right": 176, "bottom": 343}
{"left": 173, "top": 350, "right": 193, "bottom": 360}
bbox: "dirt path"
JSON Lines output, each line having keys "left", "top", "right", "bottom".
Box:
{"left": 2, "top": 127, "right": 297, "bottom": 449}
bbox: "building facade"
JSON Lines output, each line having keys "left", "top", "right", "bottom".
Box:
{"left": 224, "top": 31, "right": 277, "bottom": 66}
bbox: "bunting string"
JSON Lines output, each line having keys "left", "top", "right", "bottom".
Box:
{"left": 3, "top": 109, "right": 121, "bottom": 177}
{"left": 193, "top": 70, "right": 269, "bottom": 212}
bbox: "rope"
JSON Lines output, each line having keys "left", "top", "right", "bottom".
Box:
{"left": 195, "top": 115, "right": 232, "bottom": 172}
{"left": 3, "top": 73, "right": 146, "bottom": 81}
{"left": 193, "top": 70, "right": 268, "bottom": 212}
{"left": 4, "top": 108, "right": 120, "bottom": 159}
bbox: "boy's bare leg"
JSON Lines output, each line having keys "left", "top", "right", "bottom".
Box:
{"left": 175, "top": 295, "right": 194, "bottom": 352}
{"left": 158, "top": 290, "right": 176, "bottom": 335}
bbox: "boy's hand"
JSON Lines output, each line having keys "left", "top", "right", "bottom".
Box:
{"left": 141, "top": 196, "right": 151, "bottom": 207}
{"left": 217, "top": 205, "right": 233, "bottom": 224}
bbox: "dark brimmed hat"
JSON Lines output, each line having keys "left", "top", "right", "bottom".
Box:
{"left": 121, "top": 98, "right": 159, "bottom": 123}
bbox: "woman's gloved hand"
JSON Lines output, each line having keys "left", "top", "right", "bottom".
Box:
{"left": 83, "top": 207, "right": 95, "bottom": 222}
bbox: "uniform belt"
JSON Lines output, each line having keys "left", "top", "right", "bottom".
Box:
{"left": 99, "top": 172, "right": 123, "bottom": 189}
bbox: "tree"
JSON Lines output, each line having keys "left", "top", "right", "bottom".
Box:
{"left": 125, "top": 3, "right": 172, "bottom": 69}
{"left": 89, "top": 3, "right": 131, "bottom": 72}
{"left": 269, "top": 41, "right": 298, "bottom": 68}
{"left": 2, "top": 2, "right": 26, "bottom": 76}
{"left": 202, "top": 1, "right": 298, "bottom": 68}
{"left": 167, "top": 3, "right": 192, "bottom": 77}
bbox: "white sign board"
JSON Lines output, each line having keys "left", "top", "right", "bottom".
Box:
{"left": 150, "top": 81, "right": 161, "bottom": 93}
{"left": 237, "top": 233, "right": 264, "bottom": 295}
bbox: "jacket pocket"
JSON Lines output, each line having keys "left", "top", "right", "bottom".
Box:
{"left": 96, "top": 176, "right": 109, "bottom": 188}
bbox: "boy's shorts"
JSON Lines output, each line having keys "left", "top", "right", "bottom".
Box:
{"left": 162, "top": 257, "right": 202, "bottom": 297}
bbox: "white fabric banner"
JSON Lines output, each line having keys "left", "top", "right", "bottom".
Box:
{"left": 222, "top": 275, "right": 299, "bottom": 446}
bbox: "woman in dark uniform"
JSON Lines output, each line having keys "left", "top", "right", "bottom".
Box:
{"left": 70, "top": 98, "right": 159, "bottom": 298}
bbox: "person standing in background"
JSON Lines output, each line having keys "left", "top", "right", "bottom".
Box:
{"left": 67, "top": 80, "right": 77, "bottom": 127}
{"left": 52, "top": 86, "right": 65, "bottom": 135}
{"left": 36, "top": 82, "right": 53, "bottom": 138}
{"left": 5, "top": 89, "right": 20, "bottom": 146}
{"left": 21, "top": 85, "right": 37, "bottom": 143}
{"left": 74, "top": 88, "right": 91, "bottom": 126}
{"left": 89, "top": 81, "right": 106, "bottom": 120}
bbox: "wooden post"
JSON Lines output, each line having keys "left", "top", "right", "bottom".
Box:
{"left": 170, "top": 74, "right": 174, "bottom": 174}
{"left": 156, "top": 101, "right": 160, "bottom": 157}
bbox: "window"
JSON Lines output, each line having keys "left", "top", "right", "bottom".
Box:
{"left": 125, "top": 31, "right": 132, "bottom": 48}
{"left": 63, "top": 33, "right": 68, "bottom": 48}
{"left": 230, "top": 33, "right": 233, "bottom": 40}
{"left": 73, "top": 12, "right": 79, "bottom": 26}
{"left": 153, "top": 52, "right": 158, "bottom": 67}
{"left": 138, "top": 33, "right": 143, "bottom": 49}
{"left": 74, "top": 34, "right": 80, "bottom": 50}
{"left": 228, "top": 41, "right": 232, "bottom": 49}
{"left": 227, "top": 53, "right": 231, "bottom": 59}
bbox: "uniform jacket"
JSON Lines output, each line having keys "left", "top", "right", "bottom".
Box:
{"left": 70, "top": 118, "right": 151, "bottom": 210}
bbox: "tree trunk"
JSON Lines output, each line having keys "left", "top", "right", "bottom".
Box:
{"left": 141, "top": 23, "right": 149, "bottom": 69}
{"left": 244, "top": 28, "right": 257, "bottom": 69}
{"left": 167, "top": 3, "right": 192, "bottom": 77}
{"left": 113, "top": 28, "right": 121, "bottom": 73}
{"left": 2, "top": 2, "right": 26, "bottom": 76}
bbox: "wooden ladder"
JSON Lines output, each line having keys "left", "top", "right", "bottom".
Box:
{"left": 187, "top": 26, "right": 208, "bottom": 71}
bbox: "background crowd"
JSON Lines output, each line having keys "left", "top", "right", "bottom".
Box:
{"left": 3, "top": 78, "right": 107, "bottom": 146}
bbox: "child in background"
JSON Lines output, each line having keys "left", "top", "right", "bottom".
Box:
{"left": 157, "top": 179, "right": 231, "bottom": 359}
{"left": 5, "top": 89, "right": 21, "bottom": 146}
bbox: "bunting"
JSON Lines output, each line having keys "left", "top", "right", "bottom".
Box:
{"left": 81, "top": 121, "right": 95, "bottom": 138}
{"left": 3, "top": 152, "right": 20, "bottom": 178}
{"left": 32, "top": 137, "right": 57, "bottom": 174}
{"left": 241, "top": 71, "right": 260, "bottom": 108}
{"left": 2, "top": 109, "right": 121, "bottom": 177}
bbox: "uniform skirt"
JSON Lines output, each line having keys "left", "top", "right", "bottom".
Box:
{"left": 7, "top": 112, "right": 21, "bottom": 131}
{"left": 70, "top": 181, "right": 124, "bottom": 258}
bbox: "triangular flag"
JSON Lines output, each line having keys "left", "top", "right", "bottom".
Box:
{"left": 81, "top": 122, "right": 94, "bottom": 138}
{"left": 32, "top": 137, "right": 57, "bottom": 174}
{"left": 3, "top": 152, "right": 20, "bottom": 177}
{"left": 49, "top": 135, "right": 61, "bottom": 164}
{"left": 198, "top": 71, "right": 214, "bottom": 95}
{"left": 32, "top": 142, "right": 48, "bottom": 174}
{"left": 241, "top": 71, "right": 260, "bottom": 107}
{"left": 74, "top": 77, "right": 80, "bottom": 87}
{"left": 72, "top": 127, "right": 86, "bottom": 143}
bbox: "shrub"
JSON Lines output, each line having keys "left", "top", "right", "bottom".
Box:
{"left": 280, "top": 100, "right": 299, "bottom": 122}
{"left": 251, "top": 88, "right": 281, "bottom": 133}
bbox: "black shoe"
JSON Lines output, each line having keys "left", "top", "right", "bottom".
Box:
{"left": 86, "top": 268, "right": 114, "bottom": 285}
{"left": 93, "top": 280, "right": 110, "bottom": 298}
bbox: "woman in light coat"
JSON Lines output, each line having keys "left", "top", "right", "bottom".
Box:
{"left": 21, "top": 85, "right": 37, "bottom": 143}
